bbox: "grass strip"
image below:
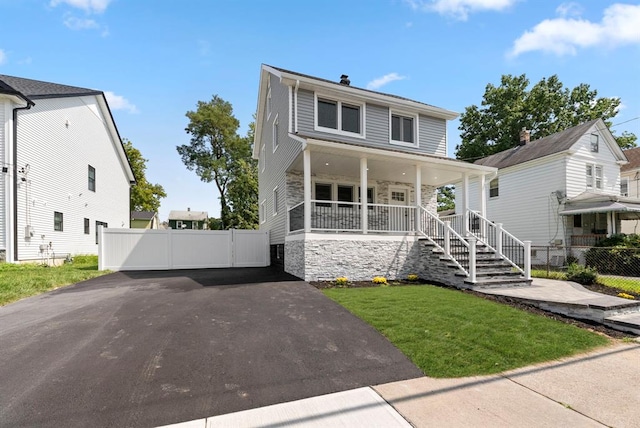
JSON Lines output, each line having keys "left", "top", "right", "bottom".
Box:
{"left": 323, "top": 285, "right": 609, "bottom": 378}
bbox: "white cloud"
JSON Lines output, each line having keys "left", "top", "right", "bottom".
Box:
{"left": 509, "top": 3, "right": 640, "bottom": 57}
{"left": 556, "top": 2, "right": 582, "bottom": 18}
{"left": 403, "top": 0, "right": 517, "bottom": 21}
{"left": 0, "top": 49, "right": 6, "bottom": 65}
{"left": 366, "top": 73, "right": 407, "bottom": 90}
{"left": 50, "top": 0, "right": 111, "bottom": 14}
{"left": 63, "top": 16, "right": 99, "bottom": 30}
{"left": 104, "top": 91, "right": 138, "bottom": 114}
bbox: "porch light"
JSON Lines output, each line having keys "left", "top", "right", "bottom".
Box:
{"left": 325, "top": 162, "right": 329, "bottom": 166}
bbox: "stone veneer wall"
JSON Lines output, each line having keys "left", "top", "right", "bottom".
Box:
{"left": 285, "top": 235, "right": 469, "bottom": 285}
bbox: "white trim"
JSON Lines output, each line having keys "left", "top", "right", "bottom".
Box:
{"left": 388, "top": 186, "right": 410, "bottom": 205}
{"left": 266, "top": 79, "right": 272, "bottom": 120}
{"left": 273, "top": 186, "right": 279, "bottom": 216}
{"left": 260, "top": 143, "right": 266, "bottom": 173}
{"left": 272, "top": 114, "right": 279, "bottom": 153}
{"left": 313, "top": 92, "right": 366, "bottom": 139}
{"left": 389, "top": 109, "right": 419, "bottom": 148}
{"left": 260, "top": 199, "right": 266, "bottom": 224}
{"left": 285, "top": 232, "right": 420, "bottom": 242}
{"left": 288, "top": 86, "right": 293, "bottom": 133}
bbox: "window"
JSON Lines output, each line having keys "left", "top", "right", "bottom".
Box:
{"left": 260, "top": 143, "right": 266, "bottom": 172}
{"left": 489, "top": 178, "right": 499, "bottom": 198}
{"left": 587, "top": 164, "right": 603, "bottom": 189}
{"left": 573, "top": 215, "right": 582, "bottom": 228}
{"left": 272, "top": 115, "right": 279, "bottom": 152}
{"left": 586, "top": 165, "right": 593, "bottom": 188}
{"left": 315, "top": 95, "right": 364, "bottom": 137}
{"left": 315, "top": 183, "right": 332, "bottom": 207}
{"left": 260, "top": 200, "right": 266, "bottom": 224}
{"left": 590, "top": 133, "right": 599, "bottom": 153}
{"left": 391, "top": 114, "right": 415, "bottom": 145}
{"left": 54, "top": 211, "right": 63, "bottom": 231}
{"left": 595, "top": 166, "right": 602, "bottom": 190}
{"left": 88, "top": 165, "right": 96, "bottom": 192}
{"left": 273, "top": 187, "right": 279, "bottom": 215}
{"left": 358, "top": 187, "right": 375, "bottom": 204}
{"left": 621, "top": 178, "right": 629, "bottom": 196}
{"left": 337, "top": 185, "right": 354, "bottom": 207}
{"left": 84, "top": 218, "right": 90, "bottom": 234}
{"left": 95, "top": 221, "right": 107, "bottom": 244}
{"left": 391, "top": 191, "right": 406, "bottom": 204}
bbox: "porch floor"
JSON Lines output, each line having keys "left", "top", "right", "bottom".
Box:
{"left": 478, "top": 278, "right": 640, "bottom": 335}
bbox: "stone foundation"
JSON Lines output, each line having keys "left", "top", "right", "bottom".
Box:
{"left": 0, "top": 249, "right": 5, "bottom": 263}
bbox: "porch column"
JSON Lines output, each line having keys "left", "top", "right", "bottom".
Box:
{"left": 360, "top": 157, "right": 368, "bottom": 234}
{"left": 479, "top": 174, "right": 487, "bottom": 218}
{"left": 303, "top": 148, "right": 311, "bottom": 233}
{"left": 462, "top": 172, "right": 470, "bottom": 235}
{"left": 415, "top": 165, "right": 422, "bottom": 233}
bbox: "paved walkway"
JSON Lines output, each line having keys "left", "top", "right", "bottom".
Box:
{"left": 161, "top": 342, "right": 640, "bottom": 427}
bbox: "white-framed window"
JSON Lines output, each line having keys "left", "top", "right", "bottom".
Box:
{"left": 389, "top": 111, "right": 418, "bottom": 147}
{"left": 273, "top": 187, "right": 279, "bottom": 215}
{"left": 88, "top": 165, "right": 96, "bottom": 192}
{"left": 266, "top": 79, "right": 272, "bottom": 119}
{"left": 586, "top": 164, "right": 603, "bottom": 190}
{"left": 312, "top": 180, "right": 375, "bottom": 206}
{"left": 314, "top": 93, "right": 365, "bottom": 138}
{"left": 260, "top": 200, "right": 266, "bottom": 224}
{"left": 489, "top": 178, "right": 499, "bottom": 198}
{"left": 621, "top": 177, "right": 629, "bottom": 196}
{"left": 260, "top": 143, "right": 266, "bottom": 173}
{"left": 54, "top": 211, "right": 64, "bottom": 231}
{"left": 590, "top": 133, "right": 599, "bottom": 153}
{"left": 272, "top": 114, "right": 279, "bottom": 152}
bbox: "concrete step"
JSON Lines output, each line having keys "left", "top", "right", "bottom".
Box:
{"left": 604, "top": 312, "right": 640, "bottom": 335}
{"left": 466, "top": 278, "right": 533, "bottom": 288}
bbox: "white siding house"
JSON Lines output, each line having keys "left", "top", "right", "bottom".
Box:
{"left": 0, "top": 75, "right": 135, "bottom": 262}
{"left": 620, "top": 147, "right": 640, "bottom": 234}
{"left": 253, "top": 65, "right": 531, "bottom": 287}
{"left": 458, "top": 119, "right": 638, "bottom": 249}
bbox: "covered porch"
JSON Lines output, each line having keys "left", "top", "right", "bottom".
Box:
{"left": 286, "top": 138, "right": 495, "bottom": 235}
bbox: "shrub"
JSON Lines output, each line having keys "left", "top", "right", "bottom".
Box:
{"left": 335, "top": 277, "right": 349, "bottom": 286}
{"left": 372, "top": 276, "right": 388, "bottom": 285}
{"left": 407, "top": 274, "right": 419, "bottom": 282}
{"left": 566, "top": 263, "right": 597, "bottom": 285}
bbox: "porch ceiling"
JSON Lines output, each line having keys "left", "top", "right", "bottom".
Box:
{"left": 287, "top": 141, "right": 492, "bottom": 187}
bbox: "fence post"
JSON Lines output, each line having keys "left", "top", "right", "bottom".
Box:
{"left": 98, "top": 225, "right": 104, "bottom": 271}
{"left": 167, "top": 229, "right": 173, "bottom": 270}
{"left": 496, "top": 223, "right": 503, "bottom": 256}
{"left": 469, "top": 236, "right": 477, "bottom": 283}
{"left": 524, "top": 240, "right": 532, "bottom": 280}
{"left": 444, "top": 221, "right": 451, "bottom": 257}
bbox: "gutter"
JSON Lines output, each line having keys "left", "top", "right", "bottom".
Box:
{"left": 12, "top": 99, "right": 34, "bottom": 262}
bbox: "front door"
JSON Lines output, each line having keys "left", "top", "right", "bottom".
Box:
{"left": 389, "top": 187, "right": 409, "bottom": 231}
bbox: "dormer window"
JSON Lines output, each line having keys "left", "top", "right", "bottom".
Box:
{"left": 390, "top": 111, "right": 418, "bottom": 146}
{"left": 314, "top": 94, "right": 365, "bottom": 138}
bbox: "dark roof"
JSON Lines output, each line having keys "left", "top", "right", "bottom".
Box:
{"left": 622, "top": 147, "right": 640, "bottom": 172}
{"left": 131, "top": 211, "right": 156, "bottom": 220}
{"left": 268, "top": 65, "right": 442, "bottom": 111}
{"left": 474, "top": 119, "right": 601, "bottom": 169}
{"left": 0, "top": 74, "right": 101, "bottom": 100}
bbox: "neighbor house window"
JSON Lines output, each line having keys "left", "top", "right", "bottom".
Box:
{"left": 84, "top": 218, "right": 90, "bottom": 234}
{"left": 315, "top": 95, "right": 364, "bottom": 136}
{"left": 591, "top": 133, "right": 599, "bottom": 153}
{"left": 621, "top": 178, "right": 629, "bottom": 196}
{"left": 272, "top": 115, "right": 279, "bottom": 152}
{"left": 273, "top": 187, "right": 279, "bottom": 215}
{"left": 88, "top": 165, "right": 96, "bottom": 192}
{"left": 54, "top": 211, "right": 63, "bottom": 231}
{"left": 390, "top": 113, "right": 416, "bottom": 145}
{"left": 95, "top": 221, "right": 107, "bottom": 244}
{"left": 573, "top": 215, "right": 582, "bottom": 228}
{"left": 489, "top": 178, "right": 499, "bottom": 198}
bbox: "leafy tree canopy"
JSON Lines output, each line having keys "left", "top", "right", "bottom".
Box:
{"left": 456, "top": 74, "right": 636, "bottom": 161}
{"left": 437, "top": 186, "right": 455, "bottom": 212}
{"left": 123, "top": 139, "right": 167, "bottom": 212}
{"left": 177, "top": 96, "right": 257, "bottom": 229}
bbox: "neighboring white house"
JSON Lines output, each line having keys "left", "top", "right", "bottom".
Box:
{"left": 0, "top": 75, "right": 135, "bottom": 262}
{"left": 620, "top": 147, "right": 640, "bottom": 234}
{"left": 253, "top": 65, "right": 531, "bottom": 287}
{"left": 459, "top": 119, "right": 640, "bottom": 250}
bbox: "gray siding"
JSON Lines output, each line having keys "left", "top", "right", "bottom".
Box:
{"left": 259, "top": 73, "right": 303, "bottom": 245}
{"left": 297, "top": 89, "right": 447, "bottom": 156}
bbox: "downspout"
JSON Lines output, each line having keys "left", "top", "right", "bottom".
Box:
{"left": 294, "top": 80, "right": 299, "bottom": 134}
{"left": 12, "top": 101, "right": 34, "bottom": 261}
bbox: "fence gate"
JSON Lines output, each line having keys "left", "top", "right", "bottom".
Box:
{"left": 98, "top": 227, "right": 270, "bottom": 271}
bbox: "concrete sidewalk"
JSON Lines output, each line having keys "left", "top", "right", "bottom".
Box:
{"left": 160, "top": 342, "right": 639, "bottom": 428}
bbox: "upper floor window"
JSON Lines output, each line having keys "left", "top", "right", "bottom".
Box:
{"left": 272, "top": 115, "right": 279, "bottom": 152}
{"left": 590, "top": 133, "right": 599, "bottom": 153}
{"left": 54, "top": 211, "right": 64, "bottom": 231}
{"left": 273, "top": 187, "right": 279, "bottom": 215}
{"left": 315, "top": 95, "right": 364, "bottom": 137}
{"left": 586, "top": 164, "right": 603, "bottom": 190}
{"left": 621, "top": 177, "right": 629, "bottom": 196}
{"left": 88, "top": 165, "right": 96, "bottom": 191}
{"left": 260, "top": 143, "right": 266, "bottom": 173}
{"left": 390, "top": 112, "right": 417, "bottom": 146}
{"left": 489, "top": 178, "right": 499, "bottom": 198}
{"left": 84, "top": 218, "right": 90, "bottom": 234}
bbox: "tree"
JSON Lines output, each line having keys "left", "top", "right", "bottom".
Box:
{"left": 437, "top": 186, "right": 455, "bottom": 211}
{"left": 123, "top": 139, "right": 167, "bottom": 212}
{"left": 456, "top": 74, "right": 636, "bottom": 161}
{"left": 226, "top": 122, "right": 258, "bottom": 229}
{"left": 177, "top": 96, "right": 257, "bottom": 229}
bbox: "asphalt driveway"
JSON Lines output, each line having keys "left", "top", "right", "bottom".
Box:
{"left": 0, "top": 267, "right": 422, "bottom": 428}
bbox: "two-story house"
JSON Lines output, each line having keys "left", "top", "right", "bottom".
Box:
{"left": 1, "top": 75, "right": 135, "bottom": 263}
{"left": 619, "top": 147, "right": 640, "bottom": 234}
{"left": 458, "top": 119, "right": 640, "bottom": 254}
{"left": 254, "top": 65, "right": 530, "bottom": 286}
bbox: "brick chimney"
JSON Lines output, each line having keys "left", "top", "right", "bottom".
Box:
{"left": 519, "top": 127, "right": 530, "bottom": 146}
{"left": 339, "top": 74, "right": 350, "bottom": 85}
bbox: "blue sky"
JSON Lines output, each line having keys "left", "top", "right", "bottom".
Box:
{"left": 1, "top": 0, "right": 639, "bottom": 221}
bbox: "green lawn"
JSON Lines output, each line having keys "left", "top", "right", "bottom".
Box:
{"left": 0, "top": 255, "right": 109, "bottom": 306}
{"left": 598, "top": 276, "right": 640, "bottom": 294}
{"left": 323, "top": 285, "right": 609, "bottom": 378}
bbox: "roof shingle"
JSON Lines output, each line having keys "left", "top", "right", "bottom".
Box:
{"left": 0, "top": 74, "right": 101, "bottom": 100}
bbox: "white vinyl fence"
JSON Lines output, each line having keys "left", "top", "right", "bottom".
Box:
{"left": 98, "top": 227, "right": 270, "bottom": 271}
